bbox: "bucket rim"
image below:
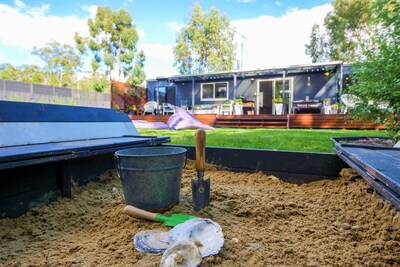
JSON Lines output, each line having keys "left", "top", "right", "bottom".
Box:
{"left": 115, "top": 146, "right": 187, "bottom": 157}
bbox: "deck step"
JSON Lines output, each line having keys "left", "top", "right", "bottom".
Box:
{"left": 129, "top": 114, "right": 383, "bottom": 129}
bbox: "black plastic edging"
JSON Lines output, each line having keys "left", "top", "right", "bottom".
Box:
{"left": 174, "top": 145, "right": 348, "bottom": 180}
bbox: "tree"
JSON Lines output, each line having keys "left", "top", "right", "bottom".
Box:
{"left": 18, "top": 65, "right": 45, "bottom": 84}
{"left": 348, "top": 0, "right": 400, "bottom": 140}
{"left": 75, "top": 6, "right": 146, "bottom": 85}
{"left": 126, "top": 50, "right": 146, "bottom": 85}
{"left": 305, "top": 24, "right": 330, "bottom": 62}
{"left": 306, "top": 0, "right": 375, "bottom": 62}
{"left": 0, "top": 63, "right": 45, "bottom": 84}
{"left": 0, "top": 64, "right": 19, "bottom": 81}
{"left": 32, "top": 41, "right": 81, "bottom": 87}
{"left": 173, "top": 3, "right": 235, "bottom": 74}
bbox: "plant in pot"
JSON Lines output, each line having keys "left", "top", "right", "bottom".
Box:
{"left": 329, "top": 103, "right": 339, "bottom": 114}
{"left": 126, "top": 104, "right": 137, "bottom": 115}
{"left": 272, "top": 97, "right": 283, "bottom": 115}
{"left": 233, "top": 98, "right": 243, "bottom": 115}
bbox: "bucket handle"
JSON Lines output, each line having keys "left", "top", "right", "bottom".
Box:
{"left": 183, "top": 153, "right": 188, "bottom": 169}
{"left": 114, "top": 154, "right": 121, "bottom": 178}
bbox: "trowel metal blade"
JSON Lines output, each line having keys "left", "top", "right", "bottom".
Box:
{"left": 191, "top": 178, "right": 210, "bottom": 211}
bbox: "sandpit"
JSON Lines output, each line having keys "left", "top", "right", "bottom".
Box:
{"left": 1, "top": 160, "right": 399, "bottom": 266}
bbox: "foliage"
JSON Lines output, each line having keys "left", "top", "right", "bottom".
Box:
{"left": 234, "top": 98, "right": 243, "bottom": 104}
{"left": 331, "top": 103, "right": 339, "bottom": 110}
{"left": 0, "top": 63, "right": 45, "bottom": 84}
{"left": 348, "top": 0, "right": 400, "bottom": 140}
{"left": 75, "top": 6, "right": 145, "bottom": 84}
{"left": 139, "top": 128, "right": 388, "bottom": 153}
{"left": 91, "top": 74, "right": 110, "bottom": 93}
{"left": 305, "top": 24, "right": 329, "bottom": 62}
{"left": 173, "top": 2, "right": 235, "bottom": 74}
{"left": 126, "top": 50, "right": 146, "bottom": 85}
{"left": 272, "top": 97, "right": 283, "bottom": 103}
{"left": 125, "top": 86, "right": 146, "bottom": 98}
{"left": 306, "top": 0, "right": 375, "bottom": 62}
{"left": 32, "top": 41, "right": 82, "bottom": 87}
{"left": 0, "top": 64, "right": 19, "bottom": 80}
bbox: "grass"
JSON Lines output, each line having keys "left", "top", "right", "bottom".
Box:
{"left": 138, "top": 128, "right": 389, "bottom": 153}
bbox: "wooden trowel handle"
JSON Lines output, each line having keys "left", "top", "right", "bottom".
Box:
{"left": 195, "top": 129, "right": 206, "bottom": 173}
{"left": 123, "top": 205, "right": 157, "bottom": 221}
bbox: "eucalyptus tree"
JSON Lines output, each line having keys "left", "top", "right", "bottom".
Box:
{"left": 32, "top": 41, "right": 81, "bottom": 87}
{"left": 306, "top": 0, "right": 375, "bottom": 62}
{"left": 173, "top": 3, "right": 235, "bottom": 74}
{"left": 75, "top": 6, "right": 145, "bottom": 85}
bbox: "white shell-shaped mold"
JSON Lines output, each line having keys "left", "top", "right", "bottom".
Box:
{"left": 134, "top": 230, "right": 170, "bottom": 255}
{"left": 160, "top": 240, "right": 202, "bottom": 267}
{"left": 168, "top": 218, "right": 224, "bottom": 258}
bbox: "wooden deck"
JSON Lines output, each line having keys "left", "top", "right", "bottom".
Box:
{"left": 129, "top": 114, "right": 385, "bottom": 129}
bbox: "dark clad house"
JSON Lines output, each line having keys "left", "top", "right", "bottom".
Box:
{"left": 146, "top": 61, "right": 349, "bottom": 115}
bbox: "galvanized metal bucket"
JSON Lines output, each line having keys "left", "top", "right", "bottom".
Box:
{"left": 114, "top": 146, "right": 187, "bottom": 210}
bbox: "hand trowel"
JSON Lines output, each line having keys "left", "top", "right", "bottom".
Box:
{"left": 191, "top": 129, "right": 210, "bottom": 210}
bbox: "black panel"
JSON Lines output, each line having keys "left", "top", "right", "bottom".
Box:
{"left": 177, "top": 145, "right": 347, "bottom": 179}
{"left": 0, "top": 100, "right": 131, "bottom": 122}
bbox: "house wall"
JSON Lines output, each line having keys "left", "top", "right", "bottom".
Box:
{"left": 146, "top": 71, "right": 339, "bottom": 108}
{"left": 293, "top": 73, "right": 338, "bottom": 104}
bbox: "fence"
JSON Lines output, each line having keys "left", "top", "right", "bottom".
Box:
{"left": 0, "top": 79, "right": 110, "bottom": 108}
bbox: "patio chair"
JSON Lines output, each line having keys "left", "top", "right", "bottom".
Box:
{"left": 341, "top": 94, "right": 361, "bottom": 113}
{"left": 219, "top": 100, "right": 234, "bottom": 115}
{"left": 162, "top": 102, "right": 175, "bottom": 115}
{"left": 143, "top": 101, "right": 158, "bottom": 115}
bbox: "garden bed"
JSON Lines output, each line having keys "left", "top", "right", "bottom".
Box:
{"left": 1, "top": 161, "right": 399, "bottom": 266}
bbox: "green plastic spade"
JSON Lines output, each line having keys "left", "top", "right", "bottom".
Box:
{"left": 123, "top": 205, "right": 197, "bottom": 227}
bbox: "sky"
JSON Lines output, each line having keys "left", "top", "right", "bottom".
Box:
{"left": 0, "top": 0, "right": 333, "bottom": 81}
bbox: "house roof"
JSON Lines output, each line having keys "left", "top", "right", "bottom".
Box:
{"left": 147, "top": 61, "right": 344, "bottom": 83}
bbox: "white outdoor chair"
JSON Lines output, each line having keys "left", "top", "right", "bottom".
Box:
{"left": 341, "top": 94, "right": 362, "bottom": 113}
{"left": 143, "top": 101, "right": 158, "bottom": 115}
{"left": 162, "top": 102, "right": 175, "bottom": 115}
{"left": 219, "top": 100, "right": 234, "bottom": 115}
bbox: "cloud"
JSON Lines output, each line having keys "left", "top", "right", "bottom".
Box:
{"left": 139, "top": 42, "right": 176, "bottom": 79}
{"left": 275, "top": 1, "right": 281, "bottom": 6}
{"left": 166, "top": 21, "right": 182, "bottom": 33}
{"left": 237, "top": 0, "right": 256, "bottom": 3}
{"left": 285, "top": 6, "right": 299, "bottom": 14}
{"left": 26, "top": 3, "right": 50, "bottom": 16}
{"left": 14, "top": 0, "right": 26, "bottom": 9}
{"left": 230, "top": 4, "right": 332, "bottom": 70}
{"left": 0, "top": 3, "right": 88, "bottom": 50}
{"left": 0, "top": 51, "right": 5, "bottom": 61}
{"left": 81, "top": 4, "right": 97, "bottom": 18}
{"left": 136, "top": 28, "right": 146, "bottom": 41}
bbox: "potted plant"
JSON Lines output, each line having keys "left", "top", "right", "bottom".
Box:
{"left": 324, "top": 97, "right": 331, "bottom": 106}
{"left": 233, "top": 98, "right": 243, "bottom": 115}
{"left": 272, "top": 97, "right": 283, "bottom": 115}
{"left": 329, "top": 103, "right": 339, "bottom": 114}
{"left": 126, "top": 104, "right": 137, "bottom": 115}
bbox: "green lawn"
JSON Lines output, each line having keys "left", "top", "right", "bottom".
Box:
{"left": 138, "top": 128, "right": 388, "bottom": 153}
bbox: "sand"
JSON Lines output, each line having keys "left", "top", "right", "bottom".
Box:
{"left": 1, "top": 161, "right": 399, "bottom": 267}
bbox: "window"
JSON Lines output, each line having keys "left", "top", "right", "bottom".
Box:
{"left": 154, "top": 86, "right": 176, "bottom": 104}
{"left": 201, "top": 82, "right": 228, "bottom": 101}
